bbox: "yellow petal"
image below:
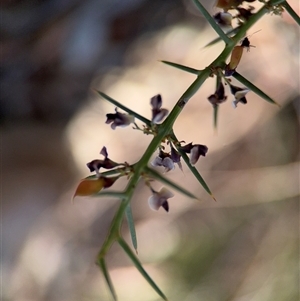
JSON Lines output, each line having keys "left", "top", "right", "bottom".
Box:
{"left": 73, "top": 178, "right": 105, "bottom": 199}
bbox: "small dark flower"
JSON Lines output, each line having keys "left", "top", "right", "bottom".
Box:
{"left": 208, "top": 82, "right": 227, "bottom": 106}
{"left": 213, "top": 12, "right": 232, "bottom": 32}
{"left": 229, "top": 84, "right": 249, "bottom": 108}
{"left": 150, "top": 94, "right": 169, "bottom": 124}
{"left": 86, "top": 146, "right": 120, "bottom": 177}
{"left": 151, "top": 150, "right": 175, "bottom": 172}
{"left": 190, "top": 145, "right": 208, "bottom": 165}
{"left": 106, "top": 108, "right": 135, "bottom": 129}
{"left": 180, "top": 142, "right": 208, "bottom": 166}
{"left": 236, "top": 6, "right": 255, "bottom": 23}
{"left": 148, "top": 187, "right": 174, "bottom": 212}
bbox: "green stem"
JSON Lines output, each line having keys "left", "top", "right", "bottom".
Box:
{"left": 97, "top": 0, "right": 278, "bottom": 259}
{"left": 283, "top": 1, "right": 300, "bottom": 25}
{"left": 192, "top": 0, "right": 231, "bottom": 45}
{"left": 96, "top": 0, "right": 291, "bottom": 297}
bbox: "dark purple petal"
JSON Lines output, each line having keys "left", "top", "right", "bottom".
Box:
{"left": 86, "top": 160, "right": 103, "bottom": 172}
{"left": 100, "top": 146, "right": 108, "bottom": 158}
{"left": 180, "top": 142, "right": 194, "bottom": 153}
{"left": 170, "top": 146, "right": 181, "bottom": 163}
{"left": 152, "top": 108, "right": 168, "bottom": 123}
{"left": 208, "top": 82, "right": 227, "bottom": 105}
{"left": 103, "top": 176, "right": 119, "bottom": 188}
{"left": 162, "top": 157, "right": 175, "bottom": 172}
{"left": 150, "top": 94, "right": 162, "bottom": 110}
{"left": 161, "top": 200, "right": 169, "bottom": 212}
{"left": 190, "top": 144, "right": 208, "bottom": 165}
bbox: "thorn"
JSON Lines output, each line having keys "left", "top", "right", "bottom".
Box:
{"left": 211, "top": 194, "right": 217, "bottom": 202}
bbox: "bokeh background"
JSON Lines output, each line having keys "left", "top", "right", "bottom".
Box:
{"left": 2, "top": 0, "right": 299, "bottom": 300}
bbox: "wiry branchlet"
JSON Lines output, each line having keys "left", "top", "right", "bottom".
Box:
{"left": 148, "top": 187, "right": 174, "bottom": 212}
{"left": 86, "top": 146, "right": 121, "bottom": 177}
{"left": 180, "top": 142, "right": 208, "bottom": 166}
{"left": 229, "top": 84, "right": 250, "bottom": 108}
{"left": 150, "top": 94, "right": 169, "bottom": 124}
{"left": 208, "top": 82, "right": 227, "bottom": 106}
{"left": 106, "top": 108, "right": 135, "bottom": 130}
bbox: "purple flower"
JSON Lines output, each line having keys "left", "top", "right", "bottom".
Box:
{"left": 207, "top": 82, "right": 227, "bottom": 106}
{"left": 151, "top": 151, "right": 175, "bottom": 173}
{"left": 150, "top": 94, "right": 169, "bottom": 124}
{"left": 213, "top": 12, "right": 233, "bottom": 32}
{"left": 229, "top": 84, "right": 249, "bottom": 108}
{"left": 106, "top": 108, "right": 135, "bottom": 129}
{"left": 180, "top": 142, "right": 208, "bottom": 166}
{"left": 148, "top": 187, "right": 174, "bottom": 212}
{"left": 86, "top": 146, "right": 120, "bottom": 177}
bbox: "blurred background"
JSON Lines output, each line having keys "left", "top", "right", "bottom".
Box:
{"left": 2, "top": 0, "right": 299, "bottom": 300}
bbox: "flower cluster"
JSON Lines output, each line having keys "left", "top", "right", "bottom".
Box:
{"left": 148, "top": 140, "right": 208, "bottom": 212}
{"left": 149, "top": 141, "right": 207, "bottom": 211}
{"left": 213, "top": 0, "right": 261, "bottom": 78}
{"left": 214, "top": 0, "right": 257, "bottom": 26}
{"left": 151, "top": 145, "right": 182, "bottom": 172}
{"left": 73, "top": 146, "right": 126, "bottom": 199}
{"left": 208, "top": 1, "right": 258, "bottom": 110}
{"left": 207, "top": 80, "right": 249, "bottom": 109}
{"left": 105, "top": 94, "right": 169, "bottom": 132}
{"left": 84, "top": 93, "right": 209, "bottom": 213}
{"left": 152, "top": 141, "right": 208, "bottom": 172}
